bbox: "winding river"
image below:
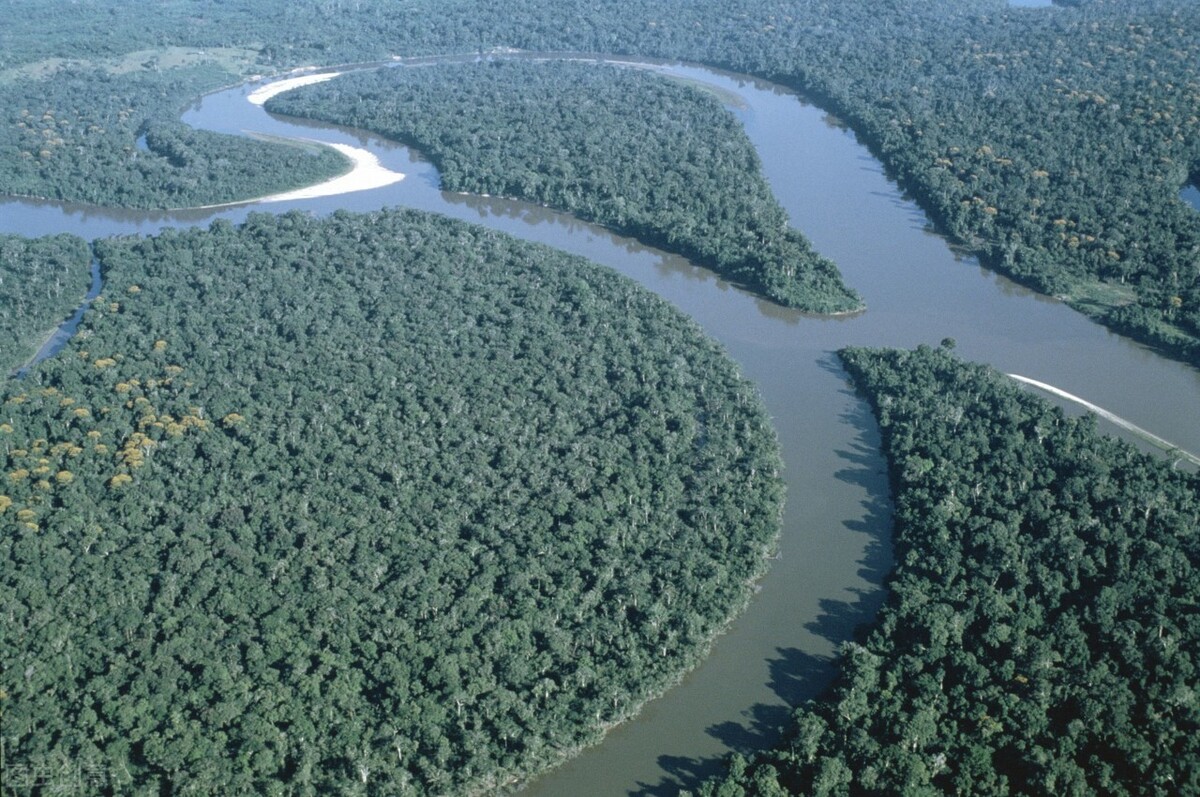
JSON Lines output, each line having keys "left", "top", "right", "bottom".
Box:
{"left": 3, "top": 57, "right": 1199, "bottom": 796}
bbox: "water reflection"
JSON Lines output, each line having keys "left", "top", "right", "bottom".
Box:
{"left": 1183, "top": 183, "right": 1200, "bottom": 211}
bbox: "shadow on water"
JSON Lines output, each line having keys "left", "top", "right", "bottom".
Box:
{"left": 833, "top": 423, "right": 893, "bottom": 583}
{"left": 628, "top": 362, "right": 895, "bottom": 797}
{"left": 628, "top": 649, "right": 838, "bottom": 796}
{"left": 5, "top": 51, "right": 1200, "bottom": 797}
{"left": 804, "top": 386, "right": 893, "bottom": 655}
{"left": 632, "top": 755, "right": 724, "bottom": 797}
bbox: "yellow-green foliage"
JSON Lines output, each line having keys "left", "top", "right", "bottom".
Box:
{"left": 2, "top": 343, "right": 228, "bottom": 525}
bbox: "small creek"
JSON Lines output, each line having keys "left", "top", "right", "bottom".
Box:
{"left": 12, "top": 256, "right": 102, "bottom": 378}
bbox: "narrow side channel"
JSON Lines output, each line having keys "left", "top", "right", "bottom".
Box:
{"left": 11, "top": 253, "right": 103, "bottom": 379}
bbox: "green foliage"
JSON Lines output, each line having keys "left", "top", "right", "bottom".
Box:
{"left": 768, "top": 0, "right": 1200, "bottom": 363}
{"left": 0, "top": 233, "right": 91, "bottom": 373}
{"left": 5, "top": 0, "right": 1198, "bottom": 357}
{"left": 268, "top": 60, "right": 861, "bottom": 313}
{"left": 697, "top": 344, "right": 1200, "bottom": 795}
{"left": 3, "top": 0, "right": 1200, "bottom": 788}
{"left": 0, "top": 65, "right": 349, "bottom": 208}
{"left": 1, "top": 209, "right": 783, "bottom": 794}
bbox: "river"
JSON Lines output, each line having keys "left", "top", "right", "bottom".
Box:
{"left": 1184, "top": 183, "right": 1200, "bottom": 212}
{"left": 2, "top": 57, "right": 1198, "bottom": 796}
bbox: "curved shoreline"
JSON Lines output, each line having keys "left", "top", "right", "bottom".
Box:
{"left": 200, "top": 69, "right": 406, "bottom": 207}
{"left": 191, "top": 140, "right": 404, "bottom": 209}
{"left": 246, "top": 71, "right": 344, "bottom": 105}
{"left": 186, "top": 69, "right": 404, "bottom": 209}
{"left": 4, "top": 51, "right": 1195, "bottom": 797}
{"left": 5, "top": 60, "right": 866, "bottom": 794}
{"left": 1008, "top": 373, "right": 1200, "bottom": 466}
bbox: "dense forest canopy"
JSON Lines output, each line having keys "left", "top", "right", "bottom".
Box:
{"left": 2, "top": 1, "right": 1200, "bottom": 794}
{"left": 267, "top": 60, "right": 860, "bottom": 313}
{"left": 695, "top": 344, "right": 1200, "bottom": 796}
{"left": 0, "top": 233, "right": 91, "bottom": 374}
{"left": 3, "top": 0, "right": 1197, "bottom": 357}
{"left": 0, "top": 63, "right": 349, "bottom": 208}
{"left": 1, "top": 210, "right": 783, "bottom": 794}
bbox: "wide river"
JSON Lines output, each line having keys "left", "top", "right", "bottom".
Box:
{"left": 3, "top": 56, "right": 1199, "bottom": 796}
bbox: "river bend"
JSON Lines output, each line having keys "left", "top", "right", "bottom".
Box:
{"left": 2, "top": 56, "right": 1198, "bottom": 796}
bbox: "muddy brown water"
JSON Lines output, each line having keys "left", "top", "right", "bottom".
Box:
{"left": 3, "top": 58, "right": 1197, "bottom": 796}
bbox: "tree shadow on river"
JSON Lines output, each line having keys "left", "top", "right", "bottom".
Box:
{"left": 629, "top": 367, "right": 894, "bottom": 796}
{"left": 629, "top": 650, "right": 831, "bottom": 797}
{"left": 630, "top": 650, "right": 828, "bottom": 795}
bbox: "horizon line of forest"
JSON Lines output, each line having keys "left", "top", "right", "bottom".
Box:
{"left": 1, "top": 0, "right": 1197, "bottom": 363}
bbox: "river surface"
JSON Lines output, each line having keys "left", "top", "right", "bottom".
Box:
{"left": 3, "top": 57, "right": 1199, "bottom": 796}
{"left": 1184, "top": 183, "right": 1200, "bottom": 211}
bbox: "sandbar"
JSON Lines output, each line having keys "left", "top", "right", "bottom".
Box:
{"left": 247, "top": 71, "right": 343, "bottom": 106}
{"left": 1008, "top": 373, "right": 1200, "bottom": 466}
{"left": 256, "top": 142, "right": 404, "bottom": 202}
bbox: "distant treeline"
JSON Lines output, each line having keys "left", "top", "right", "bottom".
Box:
{"left": 268, "top": 60, "right": 861, "bottom": 312}
{"left": 1, "top": 209, "right": 783, "bottom": 794}
{"left": 693, "top": 344, "right": 1200, "bottom": 795}
{"left": 0, "top": 233, "right": 91, "bottom": 373}
{"left": 3, "top": 0, "right": 1197, "bottom": 359}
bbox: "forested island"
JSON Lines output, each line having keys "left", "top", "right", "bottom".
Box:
{"left": 4, "top": 0, "right": 1198, "bottom": 359}
{"left": 0, "top": 233, "right": 91, "bottom": 373}
{"left": 267, "top": 60, "right": 860, "bottom": 313}
{"left": 1, "top": 210, "right": 783, "bottom": 794}
{"left": 695, "top": 344, "right": 1200, "bottom": 795}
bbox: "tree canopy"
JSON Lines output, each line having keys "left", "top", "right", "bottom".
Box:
{"left": 1, "top": 209, "right": 783, "bottom": 794}
{"left": 695, "top": 344, "right": 1200, "bottom": 795}
{"left": 4, "top": 0, "right": 1197, "bottom": 358}
{"left": 268, "top": 60, "right": 860, "bottom": 313}
{"left": 0, "top": 64, "right": 349, "bottom": 209}
{"left": 0, "top": 232, "right": 91, "bottom": 374}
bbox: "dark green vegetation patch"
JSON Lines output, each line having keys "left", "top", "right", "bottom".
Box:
{"left": 267, "top": 60, "right": 861, "bottom": 314}
{"left": 0, "top": 232, "right": 91, "bottom": 373}
{"left": 698, "top": 344, "right": 1200, "bottom": 795}
{"left": 0, "top": 209, "right": 783, "bottom": 794}
{"left": 0, "top": 65, "right": 349, "bottom": 208}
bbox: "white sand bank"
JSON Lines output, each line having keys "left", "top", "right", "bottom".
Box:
{"left": 1008, "top": 374, "right": 1200, "bottom": 466}
{"left": 257, "top": 142, "right": 404, "bottom": 202}
{"left": 248, "top": 71, "right": 343, "bottom": 106}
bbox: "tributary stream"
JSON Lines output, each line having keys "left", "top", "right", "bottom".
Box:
{"left": 3, "top": 56, "right": 1199, "bottom": 796}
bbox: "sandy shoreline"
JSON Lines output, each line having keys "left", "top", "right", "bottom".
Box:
{"left": 189, "top": 139, "right": 404, "bottom": 210}
{"left": 247, "top": 71, "right": 343, "bottom": 105}
{"left": 1009, "top": 373, "right": 1200, "bottom": 466}
{"left": 194, "top": 70, "right": 405, "bottom": 209}
{"left": 258, "top": 141, "right": 404, "bottom": 202}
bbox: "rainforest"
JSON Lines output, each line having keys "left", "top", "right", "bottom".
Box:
{"left": 1, "top": 1, "right": 1198, "bottom": 795}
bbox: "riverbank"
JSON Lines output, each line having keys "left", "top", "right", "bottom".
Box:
{"left": 1008, "top": 373, "right": 1200, "bottom": 467}
{"left": 247, "top": 70, "right": 344, "bottom": 105}
{"left": 5, "top": 56, "right": 1199, "bottom": 797}
{"left": 191, "top": 141, "right": 403, "bottom": 209}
